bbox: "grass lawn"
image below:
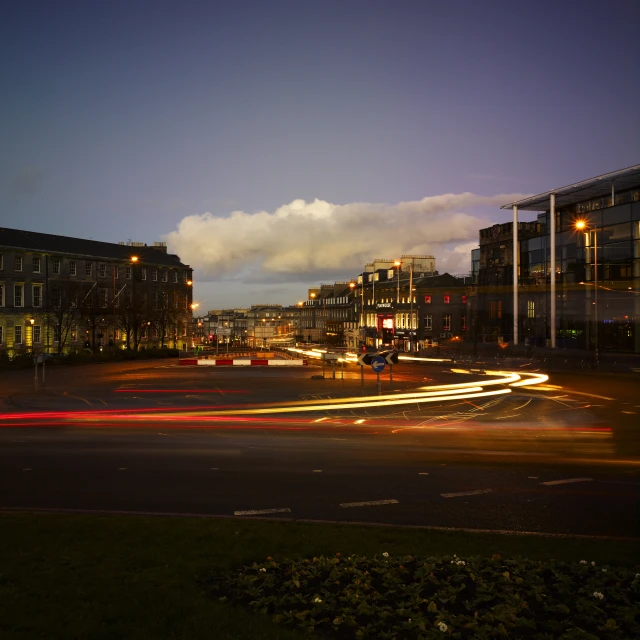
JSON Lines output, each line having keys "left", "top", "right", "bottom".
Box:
{"left": 1, "top": 513, "right": 638, "bottom": 639}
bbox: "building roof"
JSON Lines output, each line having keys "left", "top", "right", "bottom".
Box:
{"left": 0, "top": 227, "right": 189, "bottom": 268}
{"left": 500, "top": 164, "right": 640, "bottom": 212}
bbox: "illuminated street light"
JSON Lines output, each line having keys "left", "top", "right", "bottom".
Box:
{"left": 190, "top": 302, "right": 199, "bottom": 311}
{"left": 575, "top": 220, "right": 598, "bottom": 367}
{"left": 394, "top": 260, "right": 401, "bottom": 304}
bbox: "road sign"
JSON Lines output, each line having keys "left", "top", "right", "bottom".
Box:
{"left": 378, "top": 350, "right": 399, "bottom": 365}
{"left": 322, "top": 352, "right": 339, "bottom": 361}
{"left": 370, "top": 356, "right": 386, "bottom": 373}
{"left": 216, "top": 328, "right": 231, "bottom": 336}
{"left": 357, "top": 353, "right": 374, "bottom": 366}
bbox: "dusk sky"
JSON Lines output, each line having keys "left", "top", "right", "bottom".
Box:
{"left": 2, "top": 0, "right": 638, "bottom": 311}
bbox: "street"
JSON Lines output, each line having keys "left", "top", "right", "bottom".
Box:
{"left": 1, "top": 359, "right": 639, "bottom": 538}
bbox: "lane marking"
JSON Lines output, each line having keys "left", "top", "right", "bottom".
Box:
{"left": 441, "top": 489, "right": 492, "bottom": 498}
{"left": 210, "top": 467, "right": 219, "bottom": 470}
{"left": 339, "top": 499, "right": 399, "bottom": 508}
{"left": 312, "top": 469, "right": 322, "bottom": 473}
{"left": 418, "top": 472, "right": 429, "bottom": 475}
{"left": 23, "top": 468, "right": 32, "bottom": 471}
{"left": 528, "top": 476, "right": 538, "bottom": 479}
{"left": 540, "top": 477, "right": 593, "bottom": 486}
{"left": 234, "top": 508, "right": 291, "bottom": 516}
{"left": 621, "top": 411, "right": 636, "bottom": 415}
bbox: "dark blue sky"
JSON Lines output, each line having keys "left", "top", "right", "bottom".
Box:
{"left": 2, "top": 0, "right": 638, "bottom": 308}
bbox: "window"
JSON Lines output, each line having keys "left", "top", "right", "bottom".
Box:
{"left": 461, "top": 315, "right": 467, "bottom": 330}
{"left": 173, "top": 271, "right": 178, "bottom": 283}
{"left": 53, "top": 258, "right": 60, "bottom": 275}
{"left": 461, "top": 295, "right": 467, "bottom": 304}
{"left": 0, "top": 254, "right": 3, "bottom": 270}
{"left": 70, "top": 261, "right": 77, "bottom": 276}
{"left": 443, "top": 314, "right": 451, "bottom": 331}
{"left": 153, "top": 292, "right": 159, "bottom": 308}
{"left": 152, "top": 269, "right": 158, "bottom": 282}
{"left": 33, "top": 285, "right": 42, "bottom": 307}
{"left": 489, "top": 301, "right": 496, "bottom": 319}
{"left": 183, "top": 272, "right": 188, "bottom": 283}
{"left": 33, "top": 325, "right": 41, "bottom": 343}
{"left": 99, "top": 264, "right": 106, "bottom": 278}
{"left": 114, "top": 267, "right": 119, "bottom": 279}
{"left": 71, "top": 326, "right": 77, "bottom": 342}
{"left": 14, "top": 325, "right": 22, "bottom": 345}
{"left": 32, "top": 256, "right": 41, "bottom": 273}
{"left": 444, "top": 295, "right": 450, "bottom": 304}
{"left": 527, "top": 301, "right": 535, "bottom": 318}
{"left": 99, "top": 288, "right": 108, "bottom": 308}
{"left": 142, "top": 268, "right": 147, "bottom": 281}
{"left": 425, "top": 314, "right": 433, "bottom": 330}
{"left": 85, "top": 262, "right": 92, "bottom": 277}
{"left": 126, "top": 266, "right": 132, "bottom": 280}
{"left": 497, "top": 300, "right": 502, "bottom": 319}
{"left": 53, "top": 326, "right": 60, "bottom": 342}
{"left": 425, "top": 295, "right": 432, "bottom": 304}
{"left": 15, "top": 256, "right": 23, "bottom": 271}
{"left": 0, "top": 284, "right": 4, "bottom": 307}
{"left": 0, "top": 325, "right": 3, "bottom": 343}
{"left": 162, "top": 270, "right": 168, "bottom": 282}
{"left": 14, "top": 284, "right": 23, "bottom": 307}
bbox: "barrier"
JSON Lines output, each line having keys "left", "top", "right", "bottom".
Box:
{"left": 195, "top": 358, "right": 306, "bottom": 366}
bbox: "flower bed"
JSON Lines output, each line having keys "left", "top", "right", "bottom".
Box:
{"left": 204, "top": 552, "right": 640, "bottom": 639}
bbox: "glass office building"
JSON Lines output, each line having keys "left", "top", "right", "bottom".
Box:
{"left": 475, "top": 165, "right": 640, "bottom": 353}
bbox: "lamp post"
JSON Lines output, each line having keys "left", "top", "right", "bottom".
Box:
{"left": 576, "top": 220, "right": 598, "bottom": 367}
{"left": 394, "top": 260, "right": 401, "bottom": 303}
{"left": 310, "top": 292, "right": 317, "bottom": 342}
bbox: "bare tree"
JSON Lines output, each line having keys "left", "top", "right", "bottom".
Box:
{"left": 118, "top": 287, "right": 149, "bottom": 351}
{"left": 45, "top": 281, "right": 83, "bottom": 354}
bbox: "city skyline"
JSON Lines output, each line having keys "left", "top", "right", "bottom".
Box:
{"left": 2, "top": 0, "right": 638, "bottom": 309}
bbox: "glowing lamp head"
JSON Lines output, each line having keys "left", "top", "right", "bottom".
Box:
{"left": 575, "top": 220, "right": 586, "bottom": 230}
{"left": 130, "top": 256, "right": 139, "bottom": 262}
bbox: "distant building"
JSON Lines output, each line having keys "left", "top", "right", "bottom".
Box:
{"left": 0, "top": 228, "right": 193, "bottom": 355}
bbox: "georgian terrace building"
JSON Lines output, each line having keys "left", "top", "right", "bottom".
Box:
{"left": 0, "top": 228, "right": 193, "bottom": 355}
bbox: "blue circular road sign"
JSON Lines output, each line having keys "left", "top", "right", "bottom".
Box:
{"left": 370, "top": 356, "right": 386, "bottom": 373}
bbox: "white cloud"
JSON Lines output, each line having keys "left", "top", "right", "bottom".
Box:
{"left": 164, "top": 192, "right": 528, "bottom": 283}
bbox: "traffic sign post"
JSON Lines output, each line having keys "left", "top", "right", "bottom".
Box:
{"left": 357, "top": 352, "right": 373, "bottom": 390}
{"left": 370, "top": 356, "right": 385, "bottom": 395}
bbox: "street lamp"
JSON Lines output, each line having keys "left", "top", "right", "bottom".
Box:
{"left": 394, "top": 260, "right": 401, "bottom": 303}
{"left": 575, "top": 220, "right": 598, "bottom": 367}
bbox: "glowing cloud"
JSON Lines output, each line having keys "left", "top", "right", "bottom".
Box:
{"left": 165, "top": 193, "right": 528, "bottom": 282}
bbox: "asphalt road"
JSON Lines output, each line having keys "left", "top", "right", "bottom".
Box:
{"left": 1, "top": 359, "right": 639, "bottom": 538}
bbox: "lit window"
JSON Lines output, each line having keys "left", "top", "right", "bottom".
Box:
{"left": 425, "top": 314, "right": 432, "bottom": 330}
{"left": 444, "top": 295, "right": 450, "bottom": 304}
{"left": 497, "top": 300, "right": 502, "bottom": 319}
{"left": 527, "top": 301, "right": 535, "bottom": 318}
{"left": 425, "top": 295, "right": 431, "bottom": 304}
{"left": 461, "top": 295, "right": 467, "bottom": 304}
{"left": 443, "top": 314, "right": 451, "bottom": 330}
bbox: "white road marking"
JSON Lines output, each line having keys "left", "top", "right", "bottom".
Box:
{"left": 339, "top": 499, "right": 399, "bottom": 508}
{"left": 540, "top": 478, "right": 593, "bottom": 486}
{"left": 234, "top": 508, "right": 291, "bottom": 516}
{"left": 528, "top": 476, "right": 538, "bottom": 479}
{"left": 312, "top": 469, "right": 323, "bottom": 473}
{"left": 210, "top": 467, "right": 219, "bottom": 470}
{"left": 621, "top": 411, "right": 637, "bottom": 414}
{"left": 418, "top": 472, "right": 429, "bottom": 475}
{"left": 441, "top": 489, "right": 492, "bottom": 498}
